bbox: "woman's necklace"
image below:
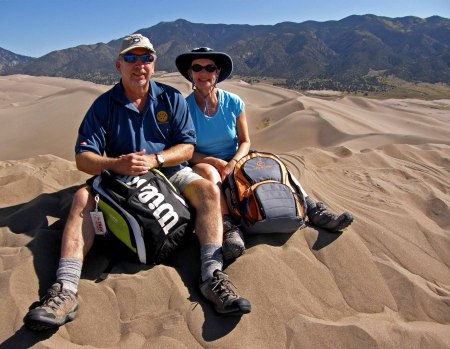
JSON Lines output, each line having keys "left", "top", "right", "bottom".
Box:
{"left": 195, "top": 89, "right": 218, "bottom": 116}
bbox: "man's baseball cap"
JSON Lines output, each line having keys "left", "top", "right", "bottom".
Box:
{"left": 119, "top": 34, "right": 155, "bottom": 55}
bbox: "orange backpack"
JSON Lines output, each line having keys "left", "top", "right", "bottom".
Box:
{"left": 223, "top": 151, "right": 307, "bottom": 234}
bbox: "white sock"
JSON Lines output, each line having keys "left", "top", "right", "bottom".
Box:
{"left": 56, "top": 258, "right": 82, "bottom": 294}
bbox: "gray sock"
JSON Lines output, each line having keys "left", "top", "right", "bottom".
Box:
{"left": 305, "top": 196, "right": 316, "bottom": 211}
{"left": 56, "top": 258, "right": 82, "bottom": 294}
{"left": 200, "top": 243, "right": 223, "bottom": 282}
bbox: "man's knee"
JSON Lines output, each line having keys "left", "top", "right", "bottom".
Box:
{"left": 71, "top": 186, "right": 95, "bottom": 212}
{"left": 185, "top": 179, "right": 220, "bottom": 208}
{"left": 198, "top": 179, "right": 220, "bottom": 197}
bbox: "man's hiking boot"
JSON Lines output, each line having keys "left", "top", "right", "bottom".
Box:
{"left": 307, "top": 202, "right": 353, "bottom": 232}
{"left": 222, "top": 219, "right": 245, "bottom": 262}
{"left": 200, "top": 270, "right": 251, "bottom": 316}
{"left": 24, "top": 281, "right": 78, "bottom": 331}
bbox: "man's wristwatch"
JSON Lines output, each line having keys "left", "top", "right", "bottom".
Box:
{"left": 156, "top": 153, "right": 165, "bottom": 168}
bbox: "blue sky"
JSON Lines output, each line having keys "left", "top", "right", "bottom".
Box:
{"left": 1, "top": 0, "right": 449, "bottom": 57}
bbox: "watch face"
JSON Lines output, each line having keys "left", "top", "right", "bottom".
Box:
{"left": 157, "top": 154, "right": 164, "bottom": 166}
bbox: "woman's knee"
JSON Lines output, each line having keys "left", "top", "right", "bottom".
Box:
{"left": 193, "top": 163, "right": 220, "bottom": 183}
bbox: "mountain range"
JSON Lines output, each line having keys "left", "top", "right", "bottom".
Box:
{"left": 1, "top": 15, "right": 449, "bottom": 86}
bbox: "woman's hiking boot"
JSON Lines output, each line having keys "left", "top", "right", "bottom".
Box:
{"left": 307, "top": 201, "right": 353, "bottom": 232}
{"left": 199, "top": 270, "right": 251, "bottom": 316}
{"left": 24, "top": 281, "right": 78, "bottom": 331}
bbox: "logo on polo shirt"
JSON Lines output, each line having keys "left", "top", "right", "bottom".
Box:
{"left": 157, "top": 111, "right": 169, "bottom": 124}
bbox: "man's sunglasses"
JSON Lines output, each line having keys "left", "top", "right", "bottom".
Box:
{"left": 191, "top": 64, "right": 218, "bottom": 73}
{"left": 122, "top": 54, "right": 155, "bottom": 64}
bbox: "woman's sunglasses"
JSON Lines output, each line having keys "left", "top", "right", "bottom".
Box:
{"left": 191, "top": 64, "right": 218, "bottom": 73}
{"left": 122, "top": 54, "right": 155, "bottom": 64}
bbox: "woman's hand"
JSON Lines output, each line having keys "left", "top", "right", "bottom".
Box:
{"left": 219, "top": 159, "right": 237, "bottom": 181}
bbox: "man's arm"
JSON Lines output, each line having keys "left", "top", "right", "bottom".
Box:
{"left": 75, "top": 143, "right": 194, "bottom": 176}
{"left": 76, "top": 150, "right": 150, "bottom": 176}
{"left": 155, "top": 143, "right": 194, "bottom": 168}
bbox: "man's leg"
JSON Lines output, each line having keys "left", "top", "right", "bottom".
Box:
{"left": 182, "top": 177, "right": 251, "bottom": 316}
{"left": 183, "top": 178, "right": 224, "bottom": 279}
{"left": 192, "top": 163, "right": 246, "bottom": 262}
{"left": 60, "top": 186, "right": 97, "bottom": 260}
{"left": 25, "top": 186, "right": 96, "bottom": 331}
{"left": 170, "top": 168, "right": 251, "bottom": 315}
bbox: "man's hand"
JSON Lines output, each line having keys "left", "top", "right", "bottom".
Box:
{"left": 114, "top": 150, "right": 153, "bottom": 176}
{"left": 76, "top": 150, "right": 159, "bottom": 176}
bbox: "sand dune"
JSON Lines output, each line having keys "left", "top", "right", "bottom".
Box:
{"left": 0, "top": 76, "right": 109, "bottom": 161}
{"left": 0, "top": 74, "right": 449, "bottom": 348}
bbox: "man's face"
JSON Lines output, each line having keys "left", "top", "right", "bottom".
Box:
{"left": 116, "top": 48, "right": 155, "bottom": 89}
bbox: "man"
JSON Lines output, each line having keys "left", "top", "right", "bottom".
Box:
{"left": 24, "top": 34, "right": 250, "bottom": 331}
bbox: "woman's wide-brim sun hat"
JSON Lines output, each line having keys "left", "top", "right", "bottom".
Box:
{"left": 175, "top": 47, "right": 233, "bottom": 83}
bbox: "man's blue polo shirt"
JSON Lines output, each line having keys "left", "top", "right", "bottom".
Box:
{"left": 75, "top": 80, "right": 196, "bottom": 177}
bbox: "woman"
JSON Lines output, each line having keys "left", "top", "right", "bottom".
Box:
{"left": 176, "top": 47, "right": 250, "bottom": 262}
{"left": 176, "top": 48, "right": 354, "bottom": 252}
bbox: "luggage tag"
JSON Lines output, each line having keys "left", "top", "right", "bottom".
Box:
{"left": 90, "top": 194, "right": 107, "bottom": 235}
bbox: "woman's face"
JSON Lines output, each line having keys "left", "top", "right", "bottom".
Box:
{"left": 189, "top": 58, "right": 220, "bottom": 90}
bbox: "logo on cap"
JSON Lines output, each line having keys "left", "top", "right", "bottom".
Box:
{"left": 133, "top": 38, "right": 141, "bottom": 43}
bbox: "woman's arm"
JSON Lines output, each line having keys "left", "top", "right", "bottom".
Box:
{"left": 233, "top": 109, "right": 251, "bottom": 161}
{"left": 219, "top": 109, "right": 251, "bottom": 180}
{"left": 190, "top": 151, "right": 228, "bottom": 169}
